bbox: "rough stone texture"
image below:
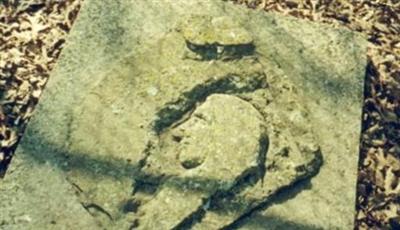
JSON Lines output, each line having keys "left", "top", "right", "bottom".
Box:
{"left": 0, "top": 0, "right": 367, "bottom": 229}
{"left": 181, "top": 15, "right": 253, "bottom": 46}
{"left": 136, "top": 94, "right": 266, "bottom": 229}
{"left": 192, "top": 95, "right": 323, "bottom": 229}
{"left": 180, "top": 15, "right": 254, "bottom": 60}
{"left": 0, "top": 152, "right": 99, "bottom": 230}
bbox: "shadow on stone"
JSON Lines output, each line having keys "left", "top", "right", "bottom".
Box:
{"left": 234, "top": 213, "right": 325, "bottom": 230}
{"left": 224, "top": 177, "right": 316, "bottom": 229}
{"left": 153, "top": 72, "right": 267, "bottom": 134}
{"left": 19, "top": 121, "right": 319, "bottom": 207}
{"left": 257, "top": 23, "right": 364, "bottom": 105}
{"left": 21, "top": 121, "right": 272, "bottom": 192}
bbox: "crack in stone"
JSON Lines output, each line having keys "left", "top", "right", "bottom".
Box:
{"left": 221, "top": 150, "right": 323, "bottom": 230}
{"left": 191, "top": 141, "right": 323, "bottom": 230}
{"left": 82, "top": 203, "right": 114, "bottom": 222}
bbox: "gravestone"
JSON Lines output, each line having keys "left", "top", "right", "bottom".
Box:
{"left": 0, "top": 1, "right": 367, "bottom": 229}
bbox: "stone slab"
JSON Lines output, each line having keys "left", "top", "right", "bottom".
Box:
{"left": 0, "top": 0, "right": 367, "bottom": 229}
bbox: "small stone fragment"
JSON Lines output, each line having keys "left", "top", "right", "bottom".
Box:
{"left": 180, "top": 15, "right": 254, "bottom": 60}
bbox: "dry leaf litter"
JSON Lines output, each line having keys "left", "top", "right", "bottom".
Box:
{"left": 0, "top": 0, "right": 81, "bottom": 174}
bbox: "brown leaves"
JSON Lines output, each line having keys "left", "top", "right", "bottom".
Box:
{"left": 359, "top": 147, "right": 400, "bottom": 228}
{"left": 0, "top": 0, "right": 82, "bottom": 175}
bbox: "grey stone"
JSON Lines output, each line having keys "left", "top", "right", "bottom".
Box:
{"left": 0, "top": 152, "right": 99, "bottom": 230}
{"left": 0, "top": 0, "right": 367, "bottom": 229}
{"left": 64, "top": 35, "right": 268, "bottom": 227}
{"left": 136, "top": 94, "right": 266, "bottom": 229}
{"left": 180, "top": 15, "right": 254, "bottom": 60}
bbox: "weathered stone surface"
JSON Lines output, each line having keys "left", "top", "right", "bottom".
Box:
{"left": 0, "top": 153, "right": 99, "bottom": 229}
{"left": 181, "top": 15, "right": 254, "bottom": 60}
{"left": 0, "top": 0, "right": 367, "bottom": 230}
{"left": 63, "top": 32, "right": 268, "bottom": 227}
{"left": 143, "top": 94, "right": 265, "bottom": 181}
{"left": 181, "top": 15, "right": 253, "bottom": 46}
{"left": 136, "top": 94, "right": 266, "bottom": 229}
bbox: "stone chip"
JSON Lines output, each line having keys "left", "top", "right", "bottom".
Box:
{"left": 180, "top": 15, "right": 255, "bottom": 60}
